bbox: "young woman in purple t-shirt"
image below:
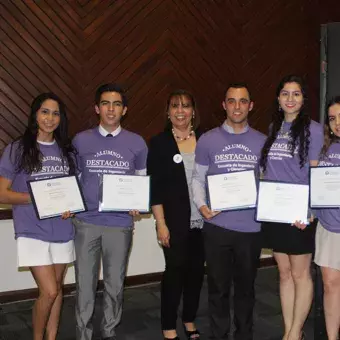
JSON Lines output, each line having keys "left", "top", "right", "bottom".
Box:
{"left": 260, "top": 75, "right": 323, "bottom": 340}
{"left": 0, "top": 93, "right": 77, "bottom": 340}
{"left": 315, "top": 97, "right": 340, "bottom": 340}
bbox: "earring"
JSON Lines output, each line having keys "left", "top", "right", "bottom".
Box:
{"left": 192, "top": 111, "right": 195, "bottom": 119}
{"left": 278, "top": 105, "right": 282, "bottom": 112}
{"left": 331, "top": 131, "right": 334, "bottom": 135}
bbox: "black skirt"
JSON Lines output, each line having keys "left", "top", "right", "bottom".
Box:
{"left": 261, "top": 219, "right": 317, "bottom": 255}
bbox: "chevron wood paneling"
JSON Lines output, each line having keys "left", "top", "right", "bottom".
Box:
{"left": 1, "top": 0, "right": 340, "bottom": 153}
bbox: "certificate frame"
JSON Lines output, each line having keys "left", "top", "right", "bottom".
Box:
{"left": 99, "top": 174, "right": 150, "bottom": 213}
{"left": 27, "top": 175, "right": 87, "bottom": 220}
{"left": 206, "top": 169, "right": 257, "bottom": 212}
{"left": 256, "top": 179, "right": 310, "bottom": 224}
{"left": 309, "top": 165, "right": 340, "bottom": 208}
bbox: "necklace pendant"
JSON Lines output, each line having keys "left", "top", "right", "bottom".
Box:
{"left": 280, "top": 123, "right": 290, "bottom": 139}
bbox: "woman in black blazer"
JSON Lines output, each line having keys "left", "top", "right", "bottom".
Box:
{"left": 147, "top": 90, "right": 205, "bottom": 340}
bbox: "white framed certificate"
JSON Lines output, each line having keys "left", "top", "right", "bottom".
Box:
{"left": 27, "top": 175, "right": 86, "bottom": 220}
{"left": 207, "top": 170, "right": 257, "bottom": 211}
{"left": 256, "top": 180, "right": 309, "bottom": 224}
{"left": 310, "top": 166, "right": 340, "bottom": 208}
{"left": 99, "top": 174, "right": 150, "bottom": 212}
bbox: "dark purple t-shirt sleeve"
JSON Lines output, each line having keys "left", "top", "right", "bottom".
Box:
{"left": 135, "top": 138, "right": 148, "bottom": 170}
{"left": 195, "top": 135, "right": 210, "bottom": 166}
{"left": 309, "top": 124, "right": 324, "bottom": 161}
{"left": 0, "top": 144, "right": 16, "bottom": 180}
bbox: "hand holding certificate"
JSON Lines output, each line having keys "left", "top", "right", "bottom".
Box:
{"left": 99, "top": 174, "right": 150, "bottom": 212}
{"left": 310, "top": 166, "right": 340, "bottom": 208}
{"left": 256, "top": 181, "right": 309, "bottom": 224}
{"left": 28, "top": 175, "right": 86, "bottom": 220}
{"left": 207, "top": 170, "right": 257, "bottom": 212}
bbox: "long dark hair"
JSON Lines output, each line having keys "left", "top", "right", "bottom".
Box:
{"left": 319, "top": 96, "right": 340, "bottom": 159}
{"left": 164, "top": 89, "right": 199, "bottom": 131}
{"left": 260, "top": 75, "right": 311, "bottom": 172}
{"left": 12, "top": 93, "right": 77, "bottom": 175}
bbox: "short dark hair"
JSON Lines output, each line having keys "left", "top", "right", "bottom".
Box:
{"left": 225, "top": 82, "right": 252, "bottom": 100}
{"left": 95, "top": 83, "right": 127, "bottom": 107}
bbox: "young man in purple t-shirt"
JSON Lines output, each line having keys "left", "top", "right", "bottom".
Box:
{"left": 72, "top": 84, "right": 148, "bottom": 340}
{"left": 192, "top": 84, "right": 266, "bottom": 340}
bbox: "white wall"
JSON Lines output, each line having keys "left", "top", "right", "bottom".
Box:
{"left": 0, "top": 215, "right": 165, "bottom": 293}
{"left": 0, "top": 215, "right": 272, "bottom": 293}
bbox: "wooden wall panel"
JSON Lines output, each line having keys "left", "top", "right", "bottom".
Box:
{"left": 1, "top": 0, "right": 340, "bottom": 153}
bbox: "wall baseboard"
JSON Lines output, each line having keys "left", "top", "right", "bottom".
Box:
{"left": 0, "top": 257, "right": 276, "bottom": 304}
{"left": 0, "top": 209, "right": 12, "bottom": 220}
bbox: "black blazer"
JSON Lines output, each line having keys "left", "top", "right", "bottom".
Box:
{"left": 147, "top": 129, "right": 203, "bottom": 239}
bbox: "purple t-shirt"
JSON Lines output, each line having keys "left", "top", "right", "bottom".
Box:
{"left": 0, "top": 141, "right": 74, "bottom": 242}
{"left": 195, "top": 125, "right": 266, "bottom": 232}
{"left": 316, "top": 142, "right": 340, "bottom": 233}
{"left": 73, "top": 127, "right": 148, "bottom": 227}
{"left": 264, "top": 120, "right": 323, "bottom": 184}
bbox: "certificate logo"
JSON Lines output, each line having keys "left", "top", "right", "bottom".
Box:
{"left": 325, "top": 170, "right": 338, "bottom": 176}
{"left": 47, "top": 182, "right": 61, "bottom": 187}
{"left": 119, "top": 177, "right": 132, "bottom": 183}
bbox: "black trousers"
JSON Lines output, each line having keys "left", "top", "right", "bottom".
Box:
{"left": 161, "top": 228, "right": 205, "bottom": 330}
{"left": 203, "top": 222, "right": 261, "bottom": 340}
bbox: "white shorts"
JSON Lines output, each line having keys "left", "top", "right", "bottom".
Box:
{"left": 17, "top": 237, "right": 75, "bottom": 267}
{"left": 314, "top": 221, "right": 340, "bottom": 271}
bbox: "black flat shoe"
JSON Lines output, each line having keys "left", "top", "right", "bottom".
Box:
{"left": 184, "top": 328, "right": 200, "bottom": 339}
{"left": 164, "top": 337, "right": 180, "bottom": 340}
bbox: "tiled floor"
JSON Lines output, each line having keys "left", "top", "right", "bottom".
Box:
{"left": 0, "top": 267, "right": 316, "bottom": 340}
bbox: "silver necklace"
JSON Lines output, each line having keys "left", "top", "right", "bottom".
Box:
{"left": 279, "top": 122, "right": 290, "bottom": 138}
